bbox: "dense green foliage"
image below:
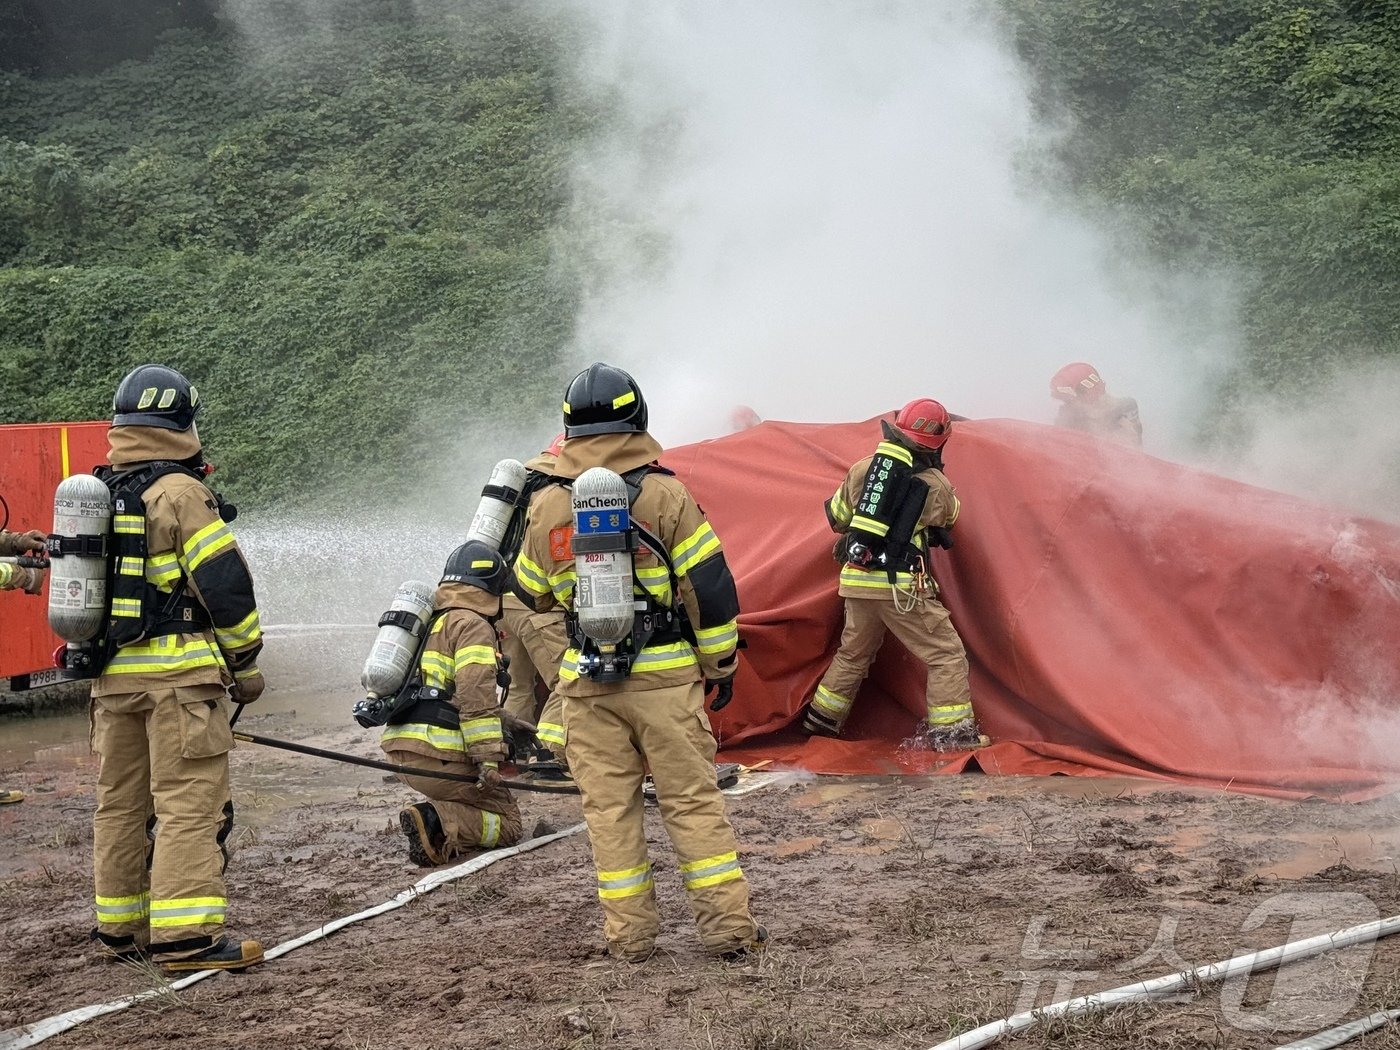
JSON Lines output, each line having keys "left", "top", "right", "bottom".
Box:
{"left": 1001, "top": 0, "right": 1400, "bottom": 393}
{"left": 0, "top": 0, "right": 586, "bottom": 507}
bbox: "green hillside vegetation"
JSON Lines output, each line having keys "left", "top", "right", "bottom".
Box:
{"left": 2, "top": 0, "right": 1398, "bottom": 506}
{"left": 1003, "top": 0, "right": 1400, "bottom": 398}
{"left": 0, "top": 0, "right": 588, "bottom": 507}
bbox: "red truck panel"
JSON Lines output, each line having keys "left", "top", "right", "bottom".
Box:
{"left": 1, "top": 422, "right": 111, "bottom": 687}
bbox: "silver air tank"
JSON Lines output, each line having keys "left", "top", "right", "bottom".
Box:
{"left": 465, "top": 459, "right": 527, "bottom": 552}
{"left": 47, "top": 473, "right": 112, "bottom": 643}
{"left": 361, "top": 579, "right": 434, "bottom": 699}
{"left": 571, "top": 467, "right": 635, "bottom": 644}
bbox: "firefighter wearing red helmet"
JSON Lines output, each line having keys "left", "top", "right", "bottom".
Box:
{"left": 1050, "top": 362, "right": 1142, "bottom": 447}
{"left": 803, "top": 398, "right": 985, "bottom": 751}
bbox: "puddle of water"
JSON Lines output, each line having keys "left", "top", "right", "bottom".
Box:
{"left": 1259, "top": 830, "right": 1400, "bottom": 879}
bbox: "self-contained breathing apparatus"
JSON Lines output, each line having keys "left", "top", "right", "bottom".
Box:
{"left": 838, "top": 428, "right": 950, "bottom": 611}
{"left": 566, "top": 465, "right": 692, "bottom": 683}
{"left": 47, "top": 460, "right": 236, "bottom": 678}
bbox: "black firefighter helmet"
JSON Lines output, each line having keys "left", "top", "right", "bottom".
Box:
{"left": 440, "top": 540, "right": 506, "bottom": 595}
{"left": 562, "top": 362, "right": 648, "bottom": 438}
{"left": 112, "top": 364, "right": 201, "bottom": 432}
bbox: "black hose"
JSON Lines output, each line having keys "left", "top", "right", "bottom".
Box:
{"left": 231, "top": 730, "right": 579, "bottom": 794}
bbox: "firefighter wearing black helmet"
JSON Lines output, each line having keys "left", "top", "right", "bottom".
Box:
{"left": 385, "top": 541, "right": 523, "bottom": 866}
{"left": 509, "top": 363, "right": 766, "bottom": 963}
{"left": 90, "top": 363, "right": 265, "bottom": 971}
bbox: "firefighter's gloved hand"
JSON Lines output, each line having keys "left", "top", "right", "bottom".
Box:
{"left": 706, "top": 676, "right": 735, "bottom": 712}
{"left": 928, "top": 526, "right": 954, "bottom": 550}
{"left": 476, "top": 762, "right": 502, "bottom": 790}
{"left": 231, "top": 668, "right": 265, "bottom": 703}
{"left": 15, "top": 530, "right": 47, "bottom": 554}
{"left": 13, "top": 565, "right": 46, "bottom": 594}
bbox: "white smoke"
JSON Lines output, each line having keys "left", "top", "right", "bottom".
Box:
{"left": 546, "top": 0, "right": 1237, "bottom": 457}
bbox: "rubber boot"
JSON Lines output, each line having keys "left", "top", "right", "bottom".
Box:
{"left": 157, "top": 935, "right": 265, "bottom": 973}
{"left": 400, "top": 803, "right": 446, "bottom": 866}
{"left": 717, "top": 924, "right": 769, "bottom": 962}
{"left": 923, "top": 718, "right": 990, "bottom": 753}
{"left": 91, "top": 928, "right": 146, "bottom": 963}
{"left": 0, "top": 789, "right": 24, "bottom": 805}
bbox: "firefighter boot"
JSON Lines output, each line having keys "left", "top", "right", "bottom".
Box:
{"left": 717, "top": 924, "right": 769, "bottom": 962}
{"left": 923, "top": 718, "right": 989, "bottom": 753}
{"left": 400, "top": 803, "right": 447, "bottom": 866}
{"left": 157, "top": 935, "right": 265, "bottom": 973}
{"left": 90, "top": 928, "right": 147, "bottom": 963}
{"left": 800, "top": 705, "right": 841, "bottom": 738}
{"left": 0, "top": 789, "right": 23, "bottom": 805}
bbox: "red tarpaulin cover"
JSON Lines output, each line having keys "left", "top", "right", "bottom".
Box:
{"left": 663, "top": 416, "right": 1400, "bottom": 800}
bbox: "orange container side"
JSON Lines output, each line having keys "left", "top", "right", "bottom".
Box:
{"left": 0, "top": 422, "right": 111, "bottom": 685}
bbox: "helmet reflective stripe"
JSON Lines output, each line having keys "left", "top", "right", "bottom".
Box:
{"left": 138, "top": 388, "right": 158, "bottom": 409}
{"left": 612, "top": 390, "right": 636, "bottom": 409}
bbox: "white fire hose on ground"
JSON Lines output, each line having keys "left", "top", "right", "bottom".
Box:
{"left": 927, "top": 915, "right": 1400, "bottom": 1050}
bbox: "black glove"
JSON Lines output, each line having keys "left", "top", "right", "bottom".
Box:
{"left": 928, "top": 526, "right": 954, "bottom": 550}
{"left": 706, "top": 676, "right": 735, "bottom": 712}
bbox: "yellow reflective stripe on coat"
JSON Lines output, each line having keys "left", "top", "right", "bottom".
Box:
{"left": 670, "top": 521, "right": 721, "bottom": 577}
{"left": 694, "top": 620, "right": 738, "bottom": 655}
{"left": 850, "top": 513, "right": 890, "bottom": 537}
{"left": 548, "top": 568, "right": 576, "bottom": 601}
{"left": 182, "top": 518, "right": 235, "bottom": 573}
{"left": 839, "top": 566, "right": 916, "bottom": 590}
{"left": 480, "top": 810, "right": 502, "bottom": 848}
{"left": 149, "top": 895, "right": 226, "bottom": 927}
{"left": 947, "top": 494, "right": 961, "bottom": 527}
{"left": 558, "top": 640, "right": 699, "bottom": 681}
{"left": 381, "top": 722, "right": 467, "bottom": 753}
{"left": 828, "top": 488, "right": 852, "bottom": 526}
{"left": 110, "top": 597, "right": 143, "bottom": 618}
{"left": 103, "top": 636, "right": 225, "bottom": 675}
{"left": 635, "top": 564, "right": 673, "bottom": 607}
{"left": 875, "top": 440, "right": 913, "bottom": 465}
{"left": 146, "top": 552, "right": 181, "bottom": 587}
{"left": 460, "top": 715, "right": 503, "bottom": 746}
{"left": 95, "top": 892, "right": 150, "bottom": 922}
{"left": 514, "top": 553, "right": 552, "bottom": 598}
{"left": 811, "top": 684, "right": 853, "bottom": 717}
{"left": 597, "top": 863, "right": 653, "bottom": 900}
{"left": 536, "top": 720, "right": 566, "bottom": 748}
{"left": 215, "top": 608, "right": 262, "bottom": 650}
{"left": 928, "top": 701, "right": 974, "bottom": 726}
{"left": 680, "top": 850, "right": 744, "bottom": 890}
{"left": 453, "top": 644, "right": 496, "bottom": 670}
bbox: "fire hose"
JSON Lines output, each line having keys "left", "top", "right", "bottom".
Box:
{"left": 230, "top": 729, "right": 581, "bottom": 795}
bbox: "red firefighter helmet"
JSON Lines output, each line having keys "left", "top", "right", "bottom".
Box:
{"left": 1050, "top": 362, "right": 1105, "bottom": 403}
{"left": 545, "top": 431, "right": 566, "bottom": 456}
{"left": 894, "top": 398, "right": 951, "bottom": 450}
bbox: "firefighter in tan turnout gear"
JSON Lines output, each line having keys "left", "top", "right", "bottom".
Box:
{"left": 1050, "top": 362, "right": 1142, "bottom": 448}
{"left": 804, "top": 398, "right": 985, "bottom": 751}
{"left": 89, "top": 364, "right": 265, "bottom": 971}
{"left": 497, "top": 433, "right": 570, "bottom": 767}
{"left": 0, "top": 527, "right": 47, "bottom": 593}
{"left": 384, "top": 541, "right": 523, "bottom": 865}
{"left": 510, "top": 362, "right": 765, "bottom": 963}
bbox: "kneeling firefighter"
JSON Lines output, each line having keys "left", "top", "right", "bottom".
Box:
{"left": 804, "top": 398, "right": 985, "bottom": 751}
{"left": 373, "top": 541, "right": 523, "bottom": 865}
{"left": 73, "top": 364, "right": 265, "bottom": 971}
{"left": 508, "top": 362, "right": 765, "bottom": 963}
{"left": 491, "top": 434, "right": 571, "bottom": 768}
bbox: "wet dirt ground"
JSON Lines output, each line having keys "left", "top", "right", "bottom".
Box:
{"left": 3, "top": 643, "right": 1400, "bottom": 1049}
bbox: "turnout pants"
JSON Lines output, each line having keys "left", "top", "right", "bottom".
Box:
{"left": 387, "top": 748, "right": 522, "bottom": 856}
{"left": 812, "top": 595, "right": 973, "bottom": 732}
{"left": 92, "top": 684, "right": 234, "bottom": 957}
{"left": 498, "top": 601, "right": 569, "bottom": 756}
{"left": 564, "top": 680, "right": 759, "bottom": 957}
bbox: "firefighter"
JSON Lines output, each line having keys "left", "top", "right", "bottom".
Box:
{"left": 497, "top": 434, "right": 570, "bottom": 767}
{"left": 385, "top": 540, "right": 523, "bottom": 865}
{"left": 509, "top": 362, "right": 765, "bottom": 963}
{"left": 1050, "top": 362, "right": 1142, "bottom": 447}
{"left": 90, "top": 364, "right": 264, "bottom": 971}
{"left": 0, "top": 527, "right": 47, "bottom": 593}
{"left": 804, "top": 398, "right": 984, "bottom": 751}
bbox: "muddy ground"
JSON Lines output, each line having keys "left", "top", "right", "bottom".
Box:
{"left": 4, "top": 662, "right": 1400, "bottom": 1049}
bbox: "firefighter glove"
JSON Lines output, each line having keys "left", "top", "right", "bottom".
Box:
{"left": 12, "top": 565, "right": 46, "bottom": 594}
{"left": 928, "top": 526, "right": 954, "bottom": 550}
{"left": 15, "top": 530, "right": 46, "bottom": 554}
{"left": 706, "top": 676, "right": 735, "bottom": 712}
{"left": 231, "top": 668, "right": 266, "bottom": 704}
{"left": 477, "top": 762, "right": 502, "bottom": 790}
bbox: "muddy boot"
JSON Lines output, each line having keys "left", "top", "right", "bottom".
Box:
{"left": 717, "top": 925, "right": 769, "bottom": 962}
{"left": 923, "top": 719, "right": 990, "bottom": 753}
{"left": 400, "top": 802, "right": 446, "bottom": 866}
{"left": 523, "top": 747, "right": 571, "bottom": 781}
{"left": 90, "top": 928, "right": 147, "bottom": 963}
{"left": 156, "top": 935, "right": 264, "bottom": 973}
{"left": 0, "top": 789, "right": 23, "bottom": 805}
{"left": 800, "top": 705, "right": 841, "bottom": 738}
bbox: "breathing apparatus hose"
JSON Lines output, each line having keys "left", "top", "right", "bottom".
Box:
{"left": 231, "top": 730, "right": 580, "bottom": 794}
